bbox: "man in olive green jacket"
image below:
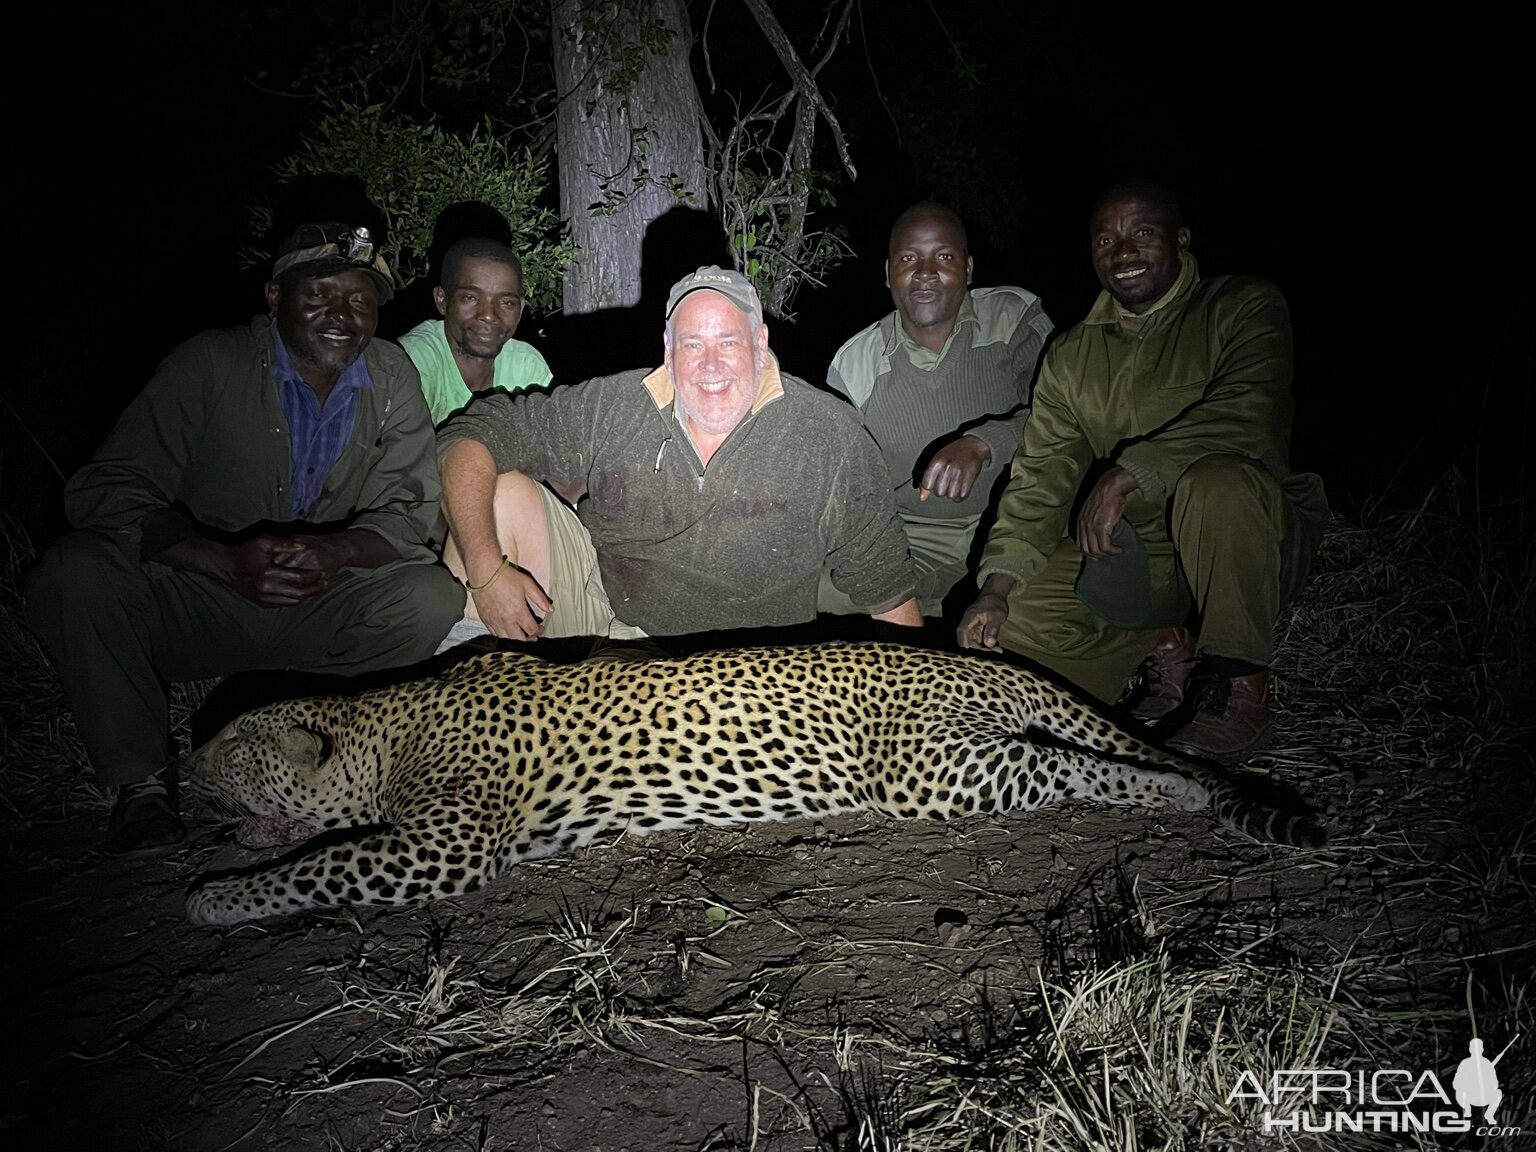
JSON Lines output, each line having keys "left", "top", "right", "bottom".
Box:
{"left": 27, "top": 223, "right": 465, "bottom": 857}
{"left": 959, "top": 179, "right": 1327, "bottom": 762}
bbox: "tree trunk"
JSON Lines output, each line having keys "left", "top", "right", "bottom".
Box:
{"left": 550, "top": 0, "right": 710, "bottom": 315}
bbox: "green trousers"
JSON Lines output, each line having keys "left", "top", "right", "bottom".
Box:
{"left": 27, "top": 530, "right": 466, "bottom": 787}
{"left": 1000, "top": 454, "right": 1327, "bottom": 703}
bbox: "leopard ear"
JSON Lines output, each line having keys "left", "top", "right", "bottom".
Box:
{"left": 280, "top": 724, "right": 334, "bottom": 770}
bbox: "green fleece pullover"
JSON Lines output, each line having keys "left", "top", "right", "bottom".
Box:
{"left": 437, "top": 360, "right": 916, "bottom": 635}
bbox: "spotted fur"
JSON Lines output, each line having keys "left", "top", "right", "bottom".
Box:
{"left": 185, "top": 642, "right": 1327, "bottom": 925}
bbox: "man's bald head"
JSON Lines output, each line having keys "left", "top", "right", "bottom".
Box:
{"left": 885, "top": 201, "right": 973, "bottom": 351}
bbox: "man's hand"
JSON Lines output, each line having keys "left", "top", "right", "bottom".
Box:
{"left": 957, "top": 573, "right": 1016, "bottom": 651}
{"left": 275, "top": 534, "right": 345, "bottom": 571}
{"left": 1075, "top": 466, "right": 1140, "bottom": 558}
{"left": 470, "top": 563, "right": 553, "bottom": 643}
{"left": 149, "top": 524, "right": 401, "bottom": 608}
{"left": 918, "top": 435, "right": 992, "bottom": 503}
{"left": 221, "top": 536, "right": 328, "bottom": 606}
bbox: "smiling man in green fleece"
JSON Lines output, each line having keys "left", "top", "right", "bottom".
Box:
{"left": 435, "top": 266, "right": 921, "bottom": 647}
{"left": 959, "top": 179, "right": 1328, "bottom": 762}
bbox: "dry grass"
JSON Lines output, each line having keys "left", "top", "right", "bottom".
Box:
{"left": 4, "top": 477, "right": 1532, "bottom": 1150}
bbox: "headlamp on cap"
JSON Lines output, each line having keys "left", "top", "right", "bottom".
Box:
{"left": 271, "top": 221, "right": 396, "bottom": 302}
{"left": 337, "top": 226, "right": 375, "bottom": 265}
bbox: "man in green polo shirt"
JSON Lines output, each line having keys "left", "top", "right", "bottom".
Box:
{"left": 959, "top": 179, "right": 1328, "bottom": 763}
{"left": 824, "top": 202, "right": 1053, "bottom": 618}
{"left": 400, "top": 238, "right": 553, "bottom": 424}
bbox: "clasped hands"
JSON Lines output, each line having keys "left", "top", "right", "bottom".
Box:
{"left": 224, "top": 535, "right": 347, "bottom": 607}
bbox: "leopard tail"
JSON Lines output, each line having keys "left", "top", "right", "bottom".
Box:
{"left": 1193, "top": 765, "right": 1330, "bottom": 849}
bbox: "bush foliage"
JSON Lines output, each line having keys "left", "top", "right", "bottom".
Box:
{"left": 250, "top": 103, "right": 573, "bottom": 311}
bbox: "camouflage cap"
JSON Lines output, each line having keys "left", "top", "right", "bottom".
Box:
{"left": 664, "top": 265, "right": 763, "bottom": 324}
{"left": 272, "top": 222, "right": 396, "bottom": 303}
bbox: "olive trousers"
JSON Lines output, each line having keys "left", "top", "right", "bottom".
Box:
{"left": 999, "top": 455, "right": 1327, "bottom": 703}
{"left": 27, "top": 530, "right": 465, "bottom": 787}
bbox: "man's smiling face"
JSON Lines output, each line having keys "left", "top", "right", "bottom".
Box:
{"left": 267, "top": 268, "right": 380, "bottom": 378}
{"left": 664, "top": 289, "right": 765, "bottom": 441}
{"left": 1090, "top": 194, "right": 1190, "bottom": 314}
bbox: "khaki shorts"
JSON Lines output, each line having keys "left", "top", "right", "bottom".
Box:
{"left": 447, "top": 484, "right": 646, "bottom": 650}
{"left": 532, "top": 484, "right": 648, "bottom": 641}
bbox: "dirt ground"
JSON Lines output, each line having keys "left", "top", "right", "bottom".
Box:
{"left": 4, "top": 786, "right": 1222, "bottom": 1150}
{"left": 3, "top": 518, "right": 1532, "bottom": 1151}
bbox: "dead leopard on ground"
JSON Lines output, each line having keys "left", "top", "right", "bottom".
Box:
{"left": 184, "top": 641, "right": 1329, "bottom": 925}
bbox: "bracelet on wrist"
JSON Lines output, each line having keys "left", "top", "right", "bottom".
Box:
{"left": 464, "top": 555, "right": 511, "bottom": 593}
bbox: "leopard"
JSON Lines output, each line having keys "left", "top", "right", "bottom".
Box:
{"left": 184, "top": 641, "right": 1329, "bottom": 925}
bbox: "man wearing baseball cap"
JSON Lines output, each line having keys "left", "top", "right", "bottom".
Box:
{"left": 436, "top": 264, "right": 920, "bottom": 646}
{"left": 27, "top": 222, "right": 465, "bottom": 858}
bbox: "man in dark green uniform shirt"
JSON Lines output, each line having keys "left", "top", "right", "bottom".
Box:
{"left": 28, "top": 224, "right": 464, "bottom": 857}
{"left": 959, "top": 180, "right": 1327, "bottom": 762}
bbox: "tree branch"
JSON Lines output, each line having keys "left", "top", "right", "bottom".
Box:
{"left": 738, "top": 0, "right": 857, "bottom": 180}
{"left": 811, "top": 0, "right": 856, "bottom": 76}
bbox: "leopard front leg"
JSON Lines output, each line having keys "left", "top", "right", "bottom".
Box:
{"left": 186, "top": 821, "right": 497, "bottom": 925}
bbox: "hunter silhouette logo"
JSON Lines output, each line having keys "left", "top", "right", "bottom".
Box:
{"left": 1227, "top": 1032, "right": 1524, "bottom": 1136}
{"left": 1454, "top": 1034, "right": 1518, "bottom": 1125}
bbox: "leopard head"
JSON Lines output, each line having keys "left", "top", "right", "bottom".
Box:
{"left": 187, "top": 701, "right": 384, "bottom": 849}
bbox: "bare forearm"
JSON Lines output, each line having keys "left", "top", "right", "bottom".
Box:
{"left": 307, "top": 529, "right": 400, "bottom": 570}
{"left": 441, "top": 439, "right": 510, "bottom": 574}
{"left": 147, "top": 533, "right": 232, "bottom": 579}
{"left": 978, "top": 573, "right": 1017, "bottom": 600}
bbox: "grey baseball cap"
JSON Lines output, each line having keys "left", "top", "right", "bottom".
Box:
{"left": 664, "top": 265, "right": 763, "bottom": 324}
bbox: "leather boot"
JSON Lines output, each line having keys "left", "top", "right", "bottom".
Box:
{"left": 1123, "top": 627, "right": 1197, "bottom": 722}
{"left": 103, "top": 772, "right": 186, "bottom": 859}
{"left": 1165, "top": 671, "right": 1271, "bottom": 763}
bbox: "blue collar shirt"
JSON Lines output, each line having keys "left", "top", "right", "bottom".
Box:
{"left": 271, "top": 331, "right": 374, "bottom": 520}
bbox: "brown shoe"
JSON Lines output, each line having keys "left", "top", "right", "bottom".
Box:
{"left": 1123, "top": 627, "right": 1197, "bottom": 722}
{"left": 1165, "top": 671, "right": 1272, "bottom": 763}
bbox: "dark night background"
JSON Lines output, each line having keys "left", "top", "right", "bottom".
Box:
{"left": 9, "top": 3, "right": 1528, "bottom": 537}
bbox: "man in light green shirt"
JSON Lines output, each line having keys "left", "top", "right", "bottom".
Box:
{"left": 400, "top": 238, "right": 553, "bottom": 424}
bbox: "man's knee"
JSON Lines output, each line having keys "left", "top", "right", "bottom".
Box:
{"left": 1172, "top": 455, "right": 1282, "bottom": 521}
{"left": 373, "top": 563, "right": 467, "bottom": 656}
{"left": 26, "top": 531, "right": 137, "bottom": 644}
{"left": 493, "top": 469, "right": 550, "bottom": 524}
